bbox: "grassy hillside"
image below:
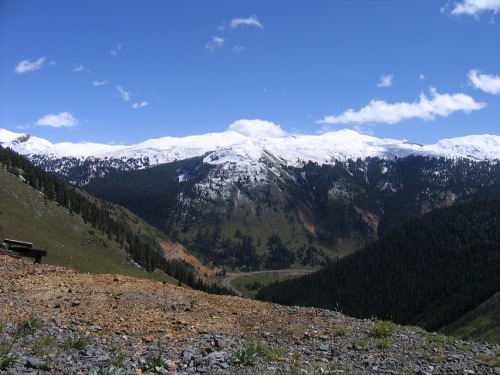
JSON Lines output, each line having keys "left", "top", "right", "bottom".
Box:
{"left": 256, "top": 197, "right": 500, "bottom": 336}
{"left": 0, "top": 167, "right": 174, "bottom": 282}
{"left": 441, "top": 292, "right": 500, "bottom": 344}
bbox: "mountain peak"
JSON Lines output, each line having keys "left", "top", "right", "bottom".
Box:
{"left": 1, "top": 128, "right": 500, "bottom": 167}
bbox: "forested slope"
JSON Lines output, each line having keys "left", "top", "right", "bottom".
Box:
{"left": 256, "top": 197, "right": 500, "bottom": 332}
{"left": 0, "top": 146, "right": 230, "bottom": 295}
{"left": 82, "top": 154, "right": 500, "bottom": 270}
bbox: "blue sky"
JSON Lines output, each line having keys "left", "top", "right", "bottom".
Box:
{"left": 1, "top": 0, "right": 499, "bottom": 145}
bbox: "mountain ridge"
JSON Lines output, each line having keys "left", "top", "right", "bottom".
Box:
{"left": 2, "top": 129, "right": 500, "bottom": 169}
{"left": 3, "top": 128, "right": 500, "bottom": 271}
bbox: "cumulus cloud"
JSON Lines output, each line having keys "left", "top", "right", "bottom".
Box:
{"left": 132, "top": 101, "right": 149, "bottom": 109}
{"left": 449, "top": 0, "right": 500, "bottom": 16}
{"left": 205, "top": 36, "right": 225, "bottom": 53}
{"left": 93, "top": 80, "right": 109, "bottom": 87}
{"left": 377, "top": 75, "right": 394, "bottom": 88}
{"left": 35, "top": 112, "right": 79, "bottom": 128}
{"left": 468, "top": 69, "right": 500, "bottom": 94}
{"left": 116, "top": 86, "right": 131, "bottom": 101}
{"left": 230, "top": 16, "right": 264, "bottom": 29}
{"left": 228, "top": 119, "right": 287, "bottom": 138}
{"left": 317, "top": 88, "right": 486, "bottom": 125}
{"left": 14, "top": 57, "right": 46, "bottom": 73}
{"left": 73, "top": 64, "right": 89, "bottom": 73}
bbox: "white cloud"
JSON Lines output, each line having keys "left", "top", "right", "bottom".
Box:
{"left": 205, "top": 36, "right": 225, "bottom": 53}
{"left": 110, "top": 43, "right": 123, "bottom": 56}
{"left": 230, "top": 16, "right": 264, "bottom": 29}
{"left": 317, "top": 88, "right": 486, "bottom": 125}
{"left": 93, "top": 80, "right": 109, "bottom": 87}
{"left": 377, "top": 74, "right": 394, "bottom": 88}
{"left": 116, "top": 86, "right": 131, "bottom": 101}
{"left": 419, "top": 74, "right": 426, "bottom": 81}
{"left": 14, "top": 57, "right": 46, "bottom": 74}
{"left": 35, "top": 112, "right": 79, "bottom": 128}
{"left": 468, "top": 69, "right": 500, "bottom": 94}
{"left": 232, "top": 45, "right": 245, "bottom": 54}
{"left": 132, "top": 101, "right": 149, "bottom": 109}
{"left": 73, "top": 64, "right": 89, "bottom": 73}
{"left": 228, "top": 119, "right": 287, "bottom": 138}
{"left": 449, "top": 0, "right": 500, "bottom": 15}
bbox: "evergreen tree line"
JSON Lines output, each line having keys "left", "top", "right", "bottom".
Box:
{"left": 256, "top": 196, "right": 500, "bottom": 331}
{"left": 287, "top": 156, "right": 500, "bottom": 248}
{"left": 188, "top": 227, "right": 299, "bottom": 271}
{"left": 0, "top": 146, "right": 231, "bottom": 295}
{"left": 83, "top": 156, "right": 215, "bottom": 236}
{"left": 83, "top": 153, "right": 500, "bottom": 266}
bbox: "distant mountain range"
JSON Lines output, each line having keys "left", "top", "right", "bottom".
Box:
{"left": 2, "top": 128, "right": 500, "bottom": 270}
{"left": 2, "top": 128, "right": 500, "bottom": 169}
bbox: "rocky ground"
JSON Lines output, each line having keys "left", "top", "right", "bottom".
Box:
{"left": 0, "top": 255, "right": 499, "bottom": 374}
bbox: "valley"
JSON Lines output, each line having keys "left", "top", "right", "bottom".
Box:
{"left": 1, "top": 128, "right": 499, "bottom": 346}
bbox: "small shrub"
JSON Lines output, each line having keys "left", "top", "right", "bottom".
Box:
{"left": 370, "top": 321, "right": 395, "bottom": 338}
{"left": 234, "top": 348, "right": 257, "bottom": 366}
{"left": 334, "top": 327, "right": 348, "bottom": 337}
{"left": 92, "top": 366, "right": 123, "bottom": 375}
{"left": 355, "top": 340, "right": 367, "bottom": 349}
{"left": 145, "top": 353, "right": 168, "bottom": 370}
{"left": 32, "top": 335, "right": 56, "bottom": 355}
{"left": 489, "top": 359, "right": 500, "bottom": 367}
{"left": 265, "top": 345, "right": 288, "bottom": 361}
{"left": 310, "top": 366, "right": 338, "bottom": 374}
{"left": 64, "top": 336, "right": 90, "bottom": 350}
{"left": 377, "top": 338, "right": 390, "bottom": 349}
{"left": 234, "top": 341, "right": 264, "bottom": 367}
{"left": 0, "top": 338, "right": 9, "bottom": 356}
{"left": 109, "top": 346, "right": 126, "bottom": 367}
{"left": 0, "top": 353, "right": 18, "bottom": 370}
{"left": 16, "top": 316, "right": 42, "bottom": 338}
{"left": 423, "top": 332, "right": 453, "bottom": 345}
{"left": 290, "top": 352, "right": 302, "bottom": 374}
{"left": 145, "top": 342, "right": 167, "bottom": 370}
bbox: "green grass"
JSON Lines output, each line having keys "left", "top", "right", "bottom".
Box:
{"left": 440, "top": 292, "right": 500, "bottom": 344}
{"left": 92, "top": 366, "right": 123, "bottom": 375}
{"left": 334, "top": 326, "right": 348, "bottom": 337}
{"left": 145, "top": 342, "right": 169, "bottom": 370}
{"left": 0, "top": 354, "right": 18, "bottom": 371}
{"left": 63, "top": 336, "right": 91, "bottom": 351}
{"left": 370, "top": 321, "right": 396, "bottom": 338}
{"left": 15, "top": 316, "right": 42, "bottom": 338}
{"left": 180, "top": 185, "right": 336, "bottom": 262}
{"left": 377, "top": 338, "right": 390, "bottom": 349}
{"left": 0, "top": 168, "right": 175, "bottom": 283}
{"left": 32, "top": 335, "right": 57, "bottom": 356}
{"left": 230, "top": 272, "right": 308, "bottom": 298}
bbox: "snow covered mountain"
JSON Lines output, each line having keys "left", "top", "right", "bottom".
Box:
{"left": 1, "top": 128, "right": 500, "bottom": 172}
{"left": 3, "top": 127, "right": 500, "bottom": 267}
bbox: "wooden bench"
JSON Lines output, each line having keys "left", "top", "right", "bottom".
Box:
{"left": 3, "top": 239, "right": 47, "bottom": 264}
